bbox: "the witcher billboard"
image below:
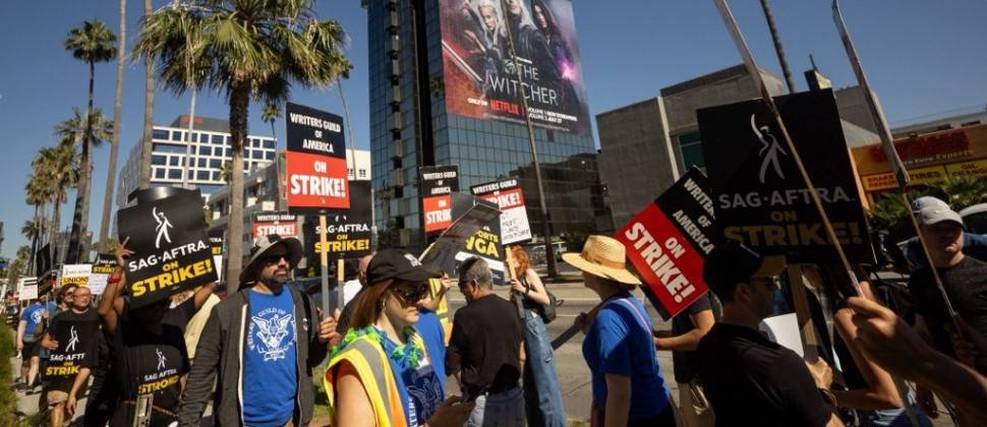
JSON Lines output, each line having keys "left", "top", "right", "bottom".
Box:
{"left": 439, "top": 0, "right": 591, "bottom": 135}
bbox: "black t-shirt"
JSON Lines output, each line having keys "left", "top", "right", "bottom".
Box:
{"left": 671, "top": 293, "right": 721, "bottom": 384}
{"left": 908, "top": 256, "right": 987, "bottom": 372}
{"left": 111, "top": 317, "right": 190, "bottom": 415}
{"left": 45, "top": 309, "right": 101, "bottom": 392}
{"left": 447, "top": 294, "right": 524, "bottom": 396}
{"left": 697, "top": 323, "right": 833, "bottom": 427}
{"left": 161, "top": 298, "right": 197, "bottom": 332}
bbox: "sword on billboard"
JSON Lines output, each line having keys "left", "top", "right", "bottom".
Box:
{"left": 832, "top": 0, "right": 959, "bottom": 322}
{"left": 712, "top": 0, "right": 861, "bottom": 299}
{"left": 441, "top": 41, "right": 484, "bottom": 86}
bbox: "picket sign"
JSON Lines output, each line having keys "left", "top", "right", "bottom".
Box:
{"left": 786, "top": 265, "right": 821, "bottom": 362}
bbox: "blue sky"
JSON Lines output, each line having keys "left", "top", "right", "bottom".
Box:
{"left": 1, "top": 0, "right": 986, "bottom": 260}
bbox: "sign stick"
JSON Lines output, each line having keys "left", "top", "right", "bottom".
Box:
{"left": 832, "top": 0, "right": 958, "bottom": 320}
{"left": 787, "top": 265, "right": 821, "bottom": 361}
{"left": 319, "top": 215, "right": 331, "bottom": 314}
{"left": 713, "top": 0, "right": 860, "bottom": 297}
{"left": 336, "top": 258, "right": 345, "bottom": 313}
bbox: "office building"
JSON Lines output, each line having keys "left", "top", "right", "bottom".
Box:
{"left": 365, "top": 0, "right": 598, "bottom": 249}
{"left": 117, "top": 115, "right": 278, "bottom": 208}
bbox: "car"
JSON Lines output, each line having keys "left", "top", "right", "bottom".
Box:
{"left": 959, "top": 203, "right": 987, "bottom": 236}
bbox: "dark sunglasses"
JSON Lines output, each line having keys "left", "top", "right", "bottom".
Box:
{"left": 391, "top": 284, "right": 429, "bottom": 305}
{"left": 260, "top": 253, "right": 289, "bottom": 265}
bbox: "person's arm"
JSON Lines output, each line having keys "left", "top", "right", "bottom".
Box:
{"left": 603, "top": 374, "right": 632, "bottom": 427}
{"left": 421, "top": 278, "right": 451, "bottom": 313}
{"left": 191, "top": 282, "right": 216, "bottom": 311}
{"left": 335, "top": 362, "right": 376, "bottom": 427}
{"left": 41, "top": 328, "right": 58, "bottom": 350}
{"left": 831, "top": 307, "right": 902, "bottom": 410}
{"left": 847, "top": 296, "right": 987, "bottom": 424}
{"left": 65, "top": 367, "right": 91, "bottom": 416}
{"left": 787, "top": 355, "right": 844, "bottom": 427}
{"left": 308, "top": 295, "right": 331, "bottom": 367}
{"left": 176, "top": 308, "right": 223, "bottom": 426}
{"left": 16, "top": 320, "right": 26, "bottom": 353}
{"left": 98, "top": 276, "right": 123, "bottom": 336}
{"left": 655, "top": 309, "right": 715, "bottom": 351}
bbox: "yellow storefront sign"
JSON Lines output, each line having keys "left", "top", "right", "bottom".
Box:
{"left": 862, "top": 165, "right": 948, "bottom": 191}
{"left": 945, "top": 158, "right": 987, "bottom": 179}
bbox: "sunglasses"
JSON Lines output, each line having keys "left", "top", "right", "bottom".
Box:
{"left": 391, "top": 284, "right": 429, "bottom": 305}
{"left": 260, "top": 253, "right": 289, "bottom": 265}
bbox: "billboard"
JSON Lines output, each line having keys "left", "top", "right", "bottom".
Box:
{"left": 439, "top": 0, "right": 591, "bottom": 134}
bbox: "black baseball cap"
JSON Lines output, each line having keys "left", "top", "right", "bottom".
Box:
{"left": 703, "top": 240, "right": 786, "bottom": 299}
{"left": 366, "top": 249, "right": 442, "bottom": 286}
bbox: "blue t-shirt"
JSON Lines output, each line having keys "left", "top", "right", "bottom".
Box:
{"left": 416, "top": 309, "right": 447, "bottom": 391}
{"left": 21, "top": 303, "right": 46, "bottom": 340}
{"left": 380, "top": 326, "right": 446, "bottom": 426}
{"left": 243, "top": 289, "right": 298, "bottom": 426}
{"left": 582, "top": 295, "right": 671, "bottom": 421}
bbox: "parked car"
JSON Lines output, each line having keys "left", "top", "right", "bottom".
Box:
{"left": 959, "top": 203, "right": 987, "bottom": 235}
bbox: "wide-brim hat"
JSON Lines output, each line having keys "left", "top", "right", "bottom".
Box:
{"left": 239, "top": 234, "right": 303, "bottom": 285}
{"left": 562, "top": 235, "right": 641, "bottom": 288}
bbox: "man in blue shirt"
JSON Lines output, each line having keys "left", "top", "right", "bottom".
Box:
{"left": 16, "top": 279, "right": 56, "bottom": 393}
{"left": 178, "top": 235, "right": 340, "bottom": 427}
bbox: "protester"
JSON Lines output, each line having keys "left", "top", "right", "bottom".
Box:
{"left": 654, "top": 292, "right": 719, "bottom": 427}
{"left": 698, "top": 240, "right": 843, "bottom": 427}
{"left": 326, "top": 248, "right": 471, "bottom": 427}
{"left": 337, "top": 252, "right": 375, "bottom": 334}
{"left": 446, "top": 256, "right": 526, "bottom": 426}
{"left": 906, "top": 202, "right": 987, "bottom": 418}
{"left": 508, "top": 245, "right": 567, "bottom": 427}
{"left": 904, "top": 196, "right": 987, "bottom": 269}
{"left": 97, "top": 240, "right": 191, "bottom": 426}
{"left": 41, "top": 285, "right": 98, "bottom": 426}
{"left": 16, "top": 279, "right": 56, "bottom": 394}
{"left": 847, "top": 296, "right": 987, "bottom": 425}
{"left": 56, "top": 284, "right": 79, "bottom": 314}
{"left": 178, "top": 234, "right": 336, "bottom": 426}
{"left": 564, "top": 235, "right": 676, "bottom": 426}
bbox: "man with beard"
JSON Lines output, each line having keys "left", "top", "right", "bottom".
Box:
{"left": 177, "top": 235, "right": 339, "bottom": 426}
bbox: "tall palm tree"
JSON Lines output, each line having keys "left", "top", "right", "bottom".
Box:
{"left": 98, "top": 0, "right": 128, "bottom": 252}
{"left": 33, "top": 145, "right": 79, "bottom": 265}
{"left": 64, "top": 20, "right": 117, "bottom": 263}
{"left": 261, "top": 101, "right": 283, "bottom": 209}
{"left": 140, "top": 0, "right": 156, "bottom": 188}
{"left": 55, "top": 110, "right": 113, "bottom": 259}
{"left": 25, "top": 179, "right": 49, "bottom": 273}
{"left": 135, "top": 0, "right": 351, "bottom": 284}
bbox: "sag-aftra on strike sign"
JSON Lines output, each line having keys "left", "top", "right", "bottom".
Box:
{"left": 285, "top": 102, "right": 350, "bottom": 213}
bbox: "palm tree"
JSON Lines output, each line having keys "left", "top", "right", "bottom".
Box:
{"left": 261, "top": 101, "right": 284, "bottom": 209}
{"left": 98, "top": 0, "right": 128, "bottom": 252}
{"left": 25, "top": 179, "right": 49, "bottom": 273}
{"left": 135, "top": 0, "right": 351, "bottom": 284}
{"left": 140, "top": 0, "right": 156, "bottom": 188}
{"left": 64, "top": 20, "right": 117, "bottom": 263}
{"left": 34, "top": 145, "right": 80, "bottom": 265}
{"left": 54, "top": 110, "right": 113, "bottom": 260}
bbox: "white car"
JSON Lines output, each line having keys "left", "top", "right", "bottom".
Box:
{"left": 959, "top": 203, "right": 987, "bottom": 235}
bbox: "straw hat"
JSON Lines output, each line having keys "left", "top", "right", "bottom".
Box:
{"left": 562, "top": 235, "right": 641, "bottom": 287}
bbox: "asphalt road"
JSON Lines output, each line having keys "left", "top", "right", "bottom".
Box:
{"left": 445, "top": 280, "right": 677, "bottom": 423}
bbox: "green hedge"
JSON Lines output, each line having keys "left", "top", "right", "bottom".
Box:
{"left": 0, "top": 324, "right": 18, "bottom": 425}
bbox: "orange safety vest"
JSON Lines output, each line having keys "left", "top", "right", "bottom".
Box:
{"left": 325, "top": 334, "right": 427, "bottom": 427}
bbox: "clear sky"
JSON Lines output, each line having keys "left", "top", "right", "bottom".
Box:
{"left": 1, "top": 0, "right": 985, "bottom": 260}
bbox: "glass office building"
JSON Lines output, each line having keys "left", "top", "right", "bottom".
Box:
{"left": 366, "top": 0, "right": 600, "bottom": 249}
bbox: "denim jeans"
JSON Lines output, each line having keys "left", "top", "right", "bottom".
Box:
{"left": 521, "top": 307, "right": 568, "bottom": 427}
{"left": 466, "top": 386, "right": 525, "bottom": 427}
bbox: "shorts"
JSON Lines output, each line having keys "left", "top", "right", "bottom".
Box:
{"left": 21, "top": 340, "right": 40, "bottom": 361}
{"left": 47, "top": 383, "right": 86, "bottom": 407}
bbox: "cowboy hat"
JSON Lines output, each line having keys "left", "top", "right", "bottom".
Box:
{"left": 239, "top": 234, "right": 303, "bottom": 285}
{"left": 562, "top": 235, "right": 641, "bottom": 287}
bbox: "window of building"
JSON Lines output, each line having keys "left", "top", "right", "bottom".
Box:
{"left": 169, "top": 156, "right": 181, "bottom": 166}
{"left": 210, "top": 159, "right": 222, "bottom": 169}
{"left": 197, "top": 171, "right": 210, "bottom": 181}
{"left": 678, "top": 132, "right": 705, "bottom": 170}
{"left": 152, "top": 155, "right": 166, "bottom": 165}
{"left": 263, "top": 140, "right": 275, "bottom": 149}
{"left": 212, "top": 134, "right": 224, "bottom": 144}
{"left": 359, "top": 169, "right": 367, "bottom": 179}
{"left": 265, "top": 151, "right": 274, "bottom": 160}
{"left": 171, "top": 130, "right": 182, "bottom": 141}
{"left": 198, "top": 158, "right": 207, "bottom": 168}
{"left": 168, "top": 169, "right": 182, "bottom": 180}
{"left": 154, "top": 168, "right": 165, "bottom": 179}
{"left": 199, "top": 145, "right": 211, "bottom": 155}
{"left": 153, "top": 129, "right": 169, "bottom": 140}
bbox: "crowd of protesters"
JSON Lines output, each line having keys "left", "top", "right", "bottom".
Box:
{"left": 7, "top": 195, "right": 987, "bottom": 427}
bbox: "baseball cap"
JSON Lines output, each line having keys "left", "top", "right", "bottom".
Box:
{"left": 366, "top": 249, "right": 442, "bottom": 286}
{"left": 911, "top": 196, "right": 949, "bottom": 214}
{"left": 703, "top": 240, "right": 786, "bottom": 298}
{"left": 916, "top": 205, "right": 964, "bottom": 228}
